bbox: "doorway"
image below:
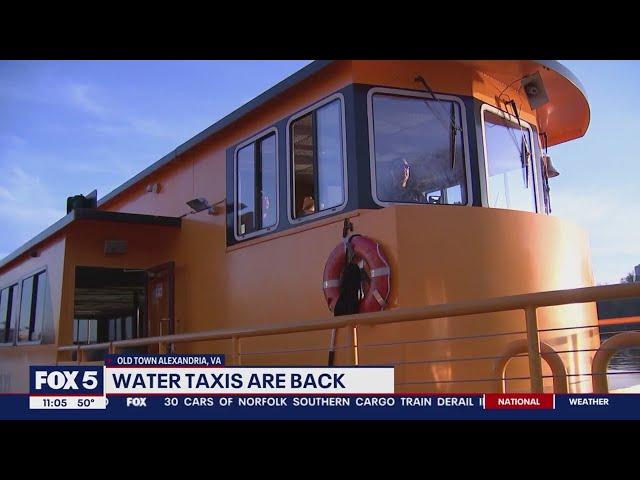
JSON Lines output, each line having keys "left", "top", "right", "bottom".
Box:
{"left": 73, "top": 263, "right": 174, "bottom": 360}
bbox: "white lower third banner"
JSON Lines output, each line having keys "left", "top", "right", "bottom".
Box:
{"left": 105, "top": 367, "right": 395, "bottom": 394}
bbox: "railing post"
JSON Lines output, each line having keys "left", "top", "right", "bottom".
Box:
{"left": 524, "top": 306, "right": 544, "bottom": 393}
{"left": 353, "top": 325, "right": 359, "bottom": 366}
{"left": 345, "top": 325, "right": 357, "bottom": 366}
{"left": 232, "top": 336, "right": 241, "bottom": 366}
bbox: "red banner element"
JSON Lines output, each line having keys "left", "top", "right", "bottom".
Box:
{"left": 484, "top": 393, "right": 554, "bottom": 409}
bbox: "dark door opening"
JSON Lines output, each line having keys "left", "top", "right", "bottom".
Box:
{"left": 73, "top": 263, "right": 174, "bottom": 360}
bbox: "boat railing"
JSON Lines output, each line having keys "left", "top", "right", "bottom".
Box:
{"left": 57, "top": 282, "right": 640, "bottom": 393}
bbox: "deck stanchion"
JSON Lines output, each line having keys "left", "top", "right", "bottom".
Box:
{"left": 345, "top": 325, "right": 356, "bottom": 365}
{"left": 353, "top": 325, "right": 359, "bottom": 366}
{"left": 233, "top": 336, "right": 241, "bottom": 366}
{"left": 524, "top": 306, "right": 544, "bottom": 393}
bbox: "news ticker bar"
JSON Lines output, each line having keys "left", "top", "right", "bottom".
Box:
{"left": 16, "top": 357, "right": 638, "bottom": 420}
{"left": 25, "top": 393, "right": 562, "bottom": 410}
{"left": 4, "top": 394, "right": 639, "bottom": 420}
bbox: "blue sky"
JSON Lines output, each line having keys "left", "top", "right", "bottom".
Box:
{"left": 0, "top": 60, "right": 637, "bottom": 283}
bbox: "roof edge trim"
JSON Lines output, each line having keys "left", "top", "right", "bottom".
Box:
{"left": 0, "top": 209, "right": 181, "bottom": 271}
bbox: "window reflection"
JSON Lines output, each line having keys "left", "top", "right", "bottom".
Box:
{"left": 236, "top": 132, "right": 278, "bottom": 237}
{"left": 237, "top": 143, "right": 256, "bottom": 235}
{"left": 74, "top": 316, "right": 137, "bottom": 345}
{"left": 0, "top": 285, "right": 18, "bottom": 343}
{"left": 316, "top": 100, "right": 345, "bottom": 211}
{"left": 17, "top": 271, "right": 46, "bottom": 343}
{"left": 260, "top": 135, "right": 277, "bottom": 229}
{"left": 291, "top": 98, "right": 345, "bottom": 219}
{"left": 483, "top": 109, "right": 536, "bottom": 213}
{"left": 371, "top": 93, "right": 467, "bottom": 205}
{"left": 292, "top": 113, "right": 315, "bottom": 218}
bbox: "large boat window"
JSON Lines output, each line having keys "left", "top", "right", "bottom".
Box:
{"left": 0, "top": 284, "right": 18, "bottom": 344}
{"left": 235, "top": 130, "right": 278, "bottom": 238}
{"left": 482, "top": 108, "right": 537, "bottom": 212}
{"left": 290, "top": 98, "right": 345, "bottom": 220}
{"left": 370, "top": 92, "right": 468, "bottom": 205}
{"left": 17, "top": 270, "right": 46, "bottom": 343}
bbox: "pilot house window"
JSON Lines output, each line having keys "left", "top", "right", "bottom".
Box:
{"left": 290, "top": 98, "right": 345, "bottom": 219}
{"left": 235, "top": 132, "right": 278, "bottom": 237}
{"left": 482, "top": 108, "right": 537, "bottom": 213}
{"left": 370, "top": 92, "right": 468, "bottom": 205}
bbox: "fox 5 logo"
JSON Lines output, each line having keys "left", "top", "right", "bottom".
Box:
{"left": 30, "top": 366, "right": 103, "bottom": 394}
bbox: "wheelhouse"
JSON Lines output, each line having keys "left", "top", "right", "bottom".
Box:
{"left": 225, "top": 61, "right": 587, "bottom": 247}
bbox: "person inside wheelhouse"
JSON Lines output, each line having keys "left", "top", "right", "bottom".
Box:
{"left": 370, "top": 89, "right": 552, "bottom": 213}
{"left": 371, "top": 92, "right": 467, "bottom": 206}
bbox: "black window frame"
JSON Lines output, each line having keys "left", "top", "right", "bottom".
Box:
{"left": 367, "top": 87, "right": 472, "bottom": 208}
{"left": 480, "top": 103, "right": 540, "bottom": 214}
{"left": 16, "top": 269, "right": 47, "bottom": 345}
{"left": 287, "top": 93, "right": 348, "bottom": 224}
{"left": 233, "top": 127, "right": 279, "bottom": 240}
{"left": 0, "top": 283, "right": 18, "bottom": 345}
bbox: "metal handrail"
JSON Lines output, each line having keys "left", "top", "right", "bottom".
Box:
{"left": 58, "top": 282, "right": 640, "bottom": 391}
{"left": 592, "top": 331, "right": 640, "bottom": 393}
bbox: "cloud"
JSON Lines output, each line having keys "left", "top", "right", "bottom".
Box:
{"left": 0, "top": 77, "right": 107, "bottom": 118}
{"left": 66, "top": 83, "right": 106, "bottom": 116}
{"left": 0, "top": 166, "right": 64, "bottom": 229}
{"left": 1, "top": 71, "right": 186, "bottom": 143}
{"left": 0, "top": 186, "right": 16, "bottom": 201}
{"left": 86, "top": 117, "right": 177, "bottom": 140}
{"left": 128, "top": 118, "right": 176, "bottom": 138}
{"left": 0, "top": 134, "right": 27, "bottom": 148}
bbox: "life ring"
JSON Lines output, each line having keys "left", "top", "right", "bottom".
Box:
{"left": 322, "top": 235, "right": 391, "bottom": 313}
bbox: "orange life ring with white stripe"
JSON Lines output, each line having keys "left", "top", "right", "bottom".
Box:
{"left": 322, "top": 235, "right": 391, "bottom": 313}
